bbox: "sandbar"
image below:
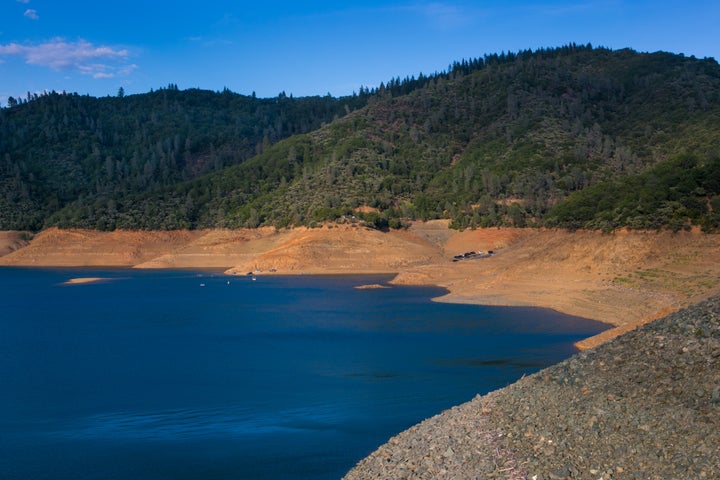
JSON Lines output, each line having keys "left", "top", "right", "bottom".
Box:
{"left": 62, "top": 277, "right": 107, "bottom": 285}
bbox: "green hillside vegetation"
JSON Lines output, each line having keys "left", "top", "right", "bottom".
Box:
{"left": 546, "top": 153, "right": 720, "bottom": 232}
{"left": 2, "top": 44, "right": 720, "bottom": 232}
{"left": 0, "top": 85, "right": 369, "bottom": 229}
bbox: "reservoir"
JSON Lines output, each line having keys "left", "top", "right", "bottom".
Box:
{"left": 0, "top": 268, "right": 607, "bottom": 479}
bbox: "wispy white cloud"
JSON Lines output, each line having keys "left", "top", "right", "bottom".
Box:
{"left": 17, "top": 0, "right": 30, "bottom": 4}
{"left": 187, "top": 35, "right": 234, "bottom": 47}
{"left": 0, "top": 38, "right": 137, "bottom": 79}
{"left": 412, "top": 2, "right": 471, "bottom": 29}
{"left": 523, "top": 0, "right": 619, "bottom": 17}
{"left": 24, "top": 9, "right": 39, "bottom": 20}
{"left": 292, "top": 3, "right": 479, "bottom": 32}
{"left": 356, "top": 2, "right": 482, "bottom": 31}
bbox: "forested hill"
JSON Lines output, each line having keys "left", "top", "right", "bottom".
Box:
{"left": 2, "top": 45, "right": 720, "bottom": 232}
{"left": 0, "top": 86, "right": 369, "bottom": 230}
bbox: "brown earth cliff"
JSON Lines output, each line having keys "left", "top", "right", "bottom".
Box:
{"left": 1, "top": 222, "right": 719, "bottom": 348}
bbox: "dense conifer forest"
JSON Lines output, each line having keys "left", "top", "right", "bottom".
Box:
{"left": 2, "top": 45, "right": 719, "bottom": 232}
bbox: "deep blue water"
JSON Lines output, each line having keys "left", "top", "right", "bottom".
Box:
{"left": 0, "top": 268, "right": 608, "bottom": 479}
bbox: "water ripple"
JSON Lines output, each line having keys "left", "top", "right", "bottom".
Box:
{"left": 52, "top": 404, "right": 355, "bottom": 441}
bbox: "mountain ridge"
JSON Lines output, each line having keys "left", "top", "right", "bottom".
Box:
{"left": 2, "top": 45, "right": 719, "bottom": 232}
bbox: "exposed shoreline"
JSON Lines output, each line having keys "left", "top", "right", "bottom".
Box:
{"left": 2, "top": 224, "right": 719, "bottom": 348}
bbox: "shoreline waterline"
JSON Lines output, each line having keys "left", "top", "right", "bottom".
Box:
{"left": 7, "top": 263, "right": 618, "bottom": 352}
{"left": 3, "top": 225, "right": 714, "bottom": 345}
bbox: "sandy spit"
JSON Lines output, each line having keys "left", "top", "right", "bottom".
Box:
{"left": 62, "top": 277, "right": 108, "bottom": 285}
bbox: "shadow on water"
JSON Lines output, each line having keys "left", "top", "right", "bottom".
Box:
{"left": 440, "top": 357, "right": 551, "bottom": 369}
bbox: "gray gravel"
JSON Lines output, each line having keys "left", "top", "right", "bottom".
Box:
{"left": 343, "top": 295, "right": 720, "bottom": 479}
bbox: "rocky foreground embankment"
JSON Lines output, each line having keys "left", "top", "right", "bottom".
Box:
{"left": 344, "top": 295, "right": 720, "bottom": 480}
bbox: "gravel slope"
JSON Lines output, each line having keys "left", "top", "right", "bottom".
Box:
{"left": 344, "top": 295, "right": 720, "bottom": 479}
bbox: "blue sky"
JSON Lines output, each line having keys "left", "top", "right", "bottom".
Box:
{"left": 1, "top": 1, "right": 718, "bottom": 104}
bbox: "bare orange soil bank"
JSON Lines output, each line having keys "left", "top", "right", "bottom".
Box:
{"left": 0, "top": 231, "right": 30, "bottom": 257}
{"left": 2, "top": 223, "right": 719, "bottom": 348}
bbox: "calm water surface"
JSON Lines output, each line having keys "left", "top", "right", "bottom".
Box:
{"left": 0, "top": 268, "right": 608, "bottom": 479}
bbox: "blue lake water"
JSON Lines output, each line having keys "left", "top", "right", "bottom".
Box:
{"left": 0, "top": 268, "right": 608, "bottom": 479}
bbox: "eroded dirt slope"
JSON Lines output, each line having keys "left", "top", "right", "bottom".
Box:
{"left": 0, "top": 231, "right": 30, "bottom": 257}
{"left": 225, "top": 224, "right": 443, "bottom": 275}
{"left": 0, "top": 228, "right": 207, "bottom": 266}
